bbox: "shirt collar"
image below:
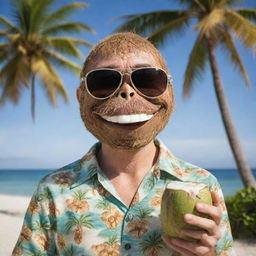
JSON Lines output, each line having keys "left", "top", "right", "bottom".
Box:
{"left": 70, "top": 142, "right": 101, "bottom": 189}
{"left": 71, "top": 139, "right": 185, "bottom": 189}
{"left": 154, "top": 139, "right": 185, "bottom": 181}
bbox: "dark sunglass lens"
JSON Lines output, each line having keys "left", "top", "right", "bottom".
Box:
{"left": 132, "top": 68, "right": 167, "bottom": 97}
{"left": 86, "top": 70, "right": 121, "bottom": 98}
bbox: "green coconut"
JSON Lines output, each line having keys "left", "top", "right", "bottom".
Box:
{"left": 160, "top": 181, "right": 212, "bottom": 241}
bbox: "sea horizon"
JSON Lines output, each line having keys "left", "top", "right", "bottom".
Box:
{"left": 0, "top": 168, "right": 255, "bottom": 198}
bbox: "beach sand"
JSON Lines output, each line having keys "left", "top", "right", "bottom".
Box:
{"left": 0, "top": 194, "right": 30, "bottom": 255}
{"left": 0, "top": 194, "right": 255, "bottom": 256}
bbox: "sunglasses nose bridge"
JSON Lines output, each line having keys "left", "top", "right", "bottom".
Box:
{"left": 116, "top": 72, "right": 136, "bottom": 100}
{"left": 121, "top": 72, "right": 132, "bottom": 84}
{"left": 117, "top": 72, "right": 135, "bottom": 90}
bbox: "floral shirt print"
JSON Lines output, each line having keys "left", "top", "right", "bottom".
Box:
{"left": 13, "top": 139, "right": 235, "bottom": 256}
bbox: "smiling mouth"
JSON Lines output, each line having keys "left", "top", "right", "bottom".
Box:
{"left": 100, "top": 114, "right": 154, "bottom": 124}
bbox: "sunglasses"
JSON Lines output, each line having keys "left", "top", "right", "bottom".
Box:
{"left": 81, "top": 67, "right": 172, "bottom": 100}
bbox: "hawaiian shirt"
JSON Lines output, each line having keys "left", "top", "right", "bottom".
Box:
{"left": 13, "top": 139, "right": 235, "bottom": 256}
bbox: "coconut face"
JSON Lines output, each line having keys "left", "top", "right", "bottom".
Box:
{"left": 160, "top": 181, "right": 212, "bottom": 241}
{"left": 78, "top": 52, "right": 174, "bottom": 150}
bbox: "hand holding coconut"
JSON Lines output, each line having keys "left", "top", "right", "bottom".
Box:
{"left": 161, "top": 181, "right": 222, "bottom": 256}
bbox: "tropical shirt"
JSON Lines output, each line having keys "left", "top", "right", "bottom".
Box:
{"left": 13, "top": 139, "right": 235, "bottom": 256}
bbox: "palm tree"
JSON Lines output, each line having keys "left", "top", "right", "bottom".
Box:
{"left": 0, "top": 0, "right": 95, "bottom": 121}
{"left": 115, "top": 0, "right": 256, "bottom": 188}
{"left": 65, "top": 213, "right": 94, "bottom": 244}
{"left": 139, "top": 232, "right": 165, "bottom": 256}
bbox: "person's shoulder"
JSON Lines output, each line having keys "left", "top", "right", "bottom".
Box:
{"left": 173, "top": 157, "right": 221, "bottom": 188}
{"left": 157, "top": 139, "right": 219, "bottom": 184}
{"left": 38, "top": 159, "right": 81, "bottom": 188}
{"left": 176, "top": 156, "right": 213, "bottom": 176}
{"left": 38, "top": 142, "right": 100, "bottom": 188}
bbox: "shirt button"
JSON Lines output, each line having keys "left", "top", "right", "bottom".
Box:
{"left": 124, "top": 243, "right": 131, "bottom": 250}
{"left": 127, "top": 213, "right": 134, "bottom": 221}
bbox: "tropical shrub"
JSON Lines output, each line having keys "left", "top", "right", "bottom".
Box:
{"left": 225, "top": 186, "right": 256, "bottom": 238}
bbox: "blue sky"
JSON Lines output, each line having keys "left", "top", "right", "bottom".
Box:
{"left": 0, "top": 0, "right": 255, "bottom": 170}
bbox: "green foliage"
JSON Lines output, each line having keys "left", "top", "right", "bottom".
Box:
{"left": 0, "top": 0, "right": 95, "bottom": 121}
{"left": 115, "top": 0, "right": 256, "bottom": 97}
{"left": 225, "top": 186, "right": 256, "bottom": 238}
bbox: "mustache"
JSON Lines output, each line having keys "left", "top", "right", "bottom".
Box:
{"left": 91, "top": 97, "right": 166, "bottom": 116}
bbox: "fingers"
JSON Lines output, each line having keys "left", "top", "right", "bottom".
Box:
{"left": 184, "top": 214, "right": 221, "bottom": 238}
{"left": 162, "top": 235, "right": 211, "bottom": 256}
{"left": 211, "top": 191, "right": 221, "bottom": 207}
{"left": 162, "top": 235, "right": 197, "bottom": 256}
{"left": 193, "top": 191, "right": 222, "bottom": 226}
{"left": 195, "top": 202, "right": 222, "bottom": 225}
{"left": 180, "top": 229, "right": 217, "bottom": 248}
{"left": 162, "top": 191, "right": 224, "bottom": 255}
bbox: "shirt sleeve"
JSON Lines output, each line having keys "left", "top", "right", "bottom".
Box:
{"left": 12, "top": 180, "right": 56, "bottom": 255}
{"left": 209, "top": 177, "right": 236, "bottom": 256}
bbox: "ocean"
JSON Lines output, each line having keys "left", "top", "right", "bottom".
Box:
{"left": 0, "top": 168, "right": 255, "bottom": 198}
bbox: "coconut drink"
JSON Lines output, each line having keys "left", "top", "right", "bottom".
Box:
{"left": 160, "top": 181, "right": 212, "bottom": 241}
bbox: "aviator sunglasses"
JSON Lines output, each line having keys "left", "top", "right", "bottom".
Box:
{"left": 81, "top": 67, "right": 173, "bottom": 100}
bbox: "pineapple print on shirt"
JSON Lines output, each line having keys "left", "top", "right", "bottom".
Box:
{"left": 13, "top": 140, "right": 235, "bottom": 256}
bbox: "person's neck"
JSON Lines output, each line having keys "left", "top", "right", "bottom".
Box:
{"left": 97, "top": 140, "right": 158, "bottom": 180}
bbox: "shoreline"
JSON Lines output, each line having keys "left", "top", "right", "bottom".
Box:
{"left": 0, "top": 194, "right": 255, "bottom": 256}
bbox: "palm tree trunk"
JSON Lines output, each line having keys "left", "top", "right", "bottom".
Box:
{"left": 31, "top": 74, "right": 35, "bottom": 122}
{"left": 205, "top": 36, "right": 256, "bottom": 188}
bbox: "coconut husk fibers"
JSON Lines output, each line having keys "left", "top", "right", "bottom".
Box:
{"left": 78, "top": 32, "right": 174, "bottom": 150}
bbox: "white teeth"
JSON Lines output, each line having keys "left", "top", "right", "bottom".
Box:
{"left": 101, "top": 114, "right": 154, "bottom": 124}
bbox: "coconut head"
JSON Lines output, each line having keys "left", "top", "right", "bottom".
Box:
{"left": 160, "top": 181, "right": 212, "bottom": 241}
{"left": 77, "top": 32, "right": 174, "bottom": 150}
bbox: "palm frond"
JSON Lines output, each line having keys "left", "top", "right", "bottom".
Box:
{"left": 176, "top": 0, "right": 197, "bottom": 8}
{"left": 0, "top": 16, "right": 19, "bottom": 32}
{"left": 176, "top": 0, "right": 214, "bottom": 10}
{"left": 65, "top": 215, "right": 79, "bottom": 231}
{"left": 0, "top": 43, "right": 10, "bottom": 48}
{"left": 43, "top": 2, "right": 89, "bottom": 27}
{"left": 0, "top": 29, "right": 14, "bottom": 40}
{"left": 217, "top": 0, "right": 243, "bottom": 7}
{"left": 32, "top": 57, "right": 69, "bottom": 105}
{"left": 0, "top": 0, "right": 94, "bottom": 120}
{"left": 220, "top": 29, "right": 250, "bottom": 86}
{"left": 29, "top": 0, "right": 56, "bottom": 33}
{"left": 194, "top": 0, "right": 208, "bottom": 11}
{"left": 107, "top": 235, "right": 119, "bottom": 245}
{"left": 13, "top": 0, "right": 32, "bottom": 36}
{"left": 224, "top": 9, "right": 256, "bottom": 49}
{"left": 0, "top": 43, "right": 11, "bottom": 61}
{"left": 236, "top": 8, "right": 256, "bottom": 23}
{"left": 4, "top": 33, "right": 22, "bottom": 45}
{"left": 0, "top": 53, "right": 30, "bottom": 105}
{"left": 139, "top": 232, "right": 164, "bottom": 252}
{"left": 148, "top": 13, "right": 190, "bottom": 47}
{"left": 65, "top": 37, "right": 93, "bottom": 47}
{"left": 42, "top": 22, "right": 94, "bottom": 36}
{"left": 73, "top": 189, "right": 87, "bottom": 200}
{"left": 44, "top": 49, "right": 81, "bottom": 74}
{"left": 44, "top": 37, "right": 92, "bottom": 60}
{"left": 183, "top": 33, "right": 208, "bottom": 97}
{"left": 79, "top": 214, "right": 94, "bottom": 228}
{"left": 138, "top": 208, "right": 153, "bottom": 219}
{"left": 194, "top": 8, "right": 225, "bottom": 35}
{"left": 45, "top": 37, "right": 82, "bottom": 59}
{"left": 96, "top": 198, "right": 110, "bottom": 210}
{"left": 115, "top": 10, "right": 189, "bottom": 37}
